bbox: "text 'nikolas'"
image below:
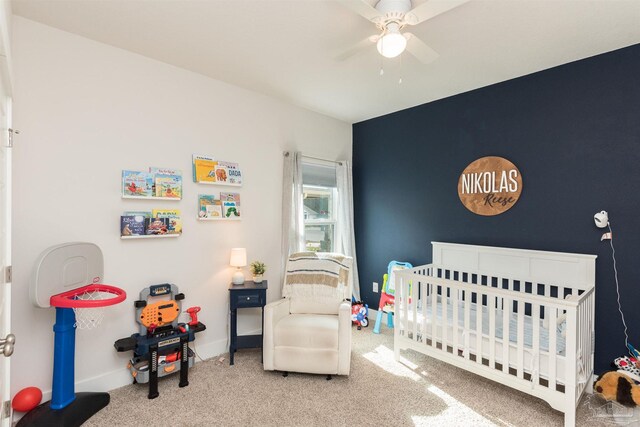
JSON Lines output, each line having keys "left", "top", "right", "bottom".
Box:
{"left": 460, "top": 170, "right": 519, "bottom": 195}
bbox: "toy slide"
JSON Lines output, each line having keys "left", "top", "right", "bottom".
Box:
{"left": 373, "top": 260, "right": 412, "bottom": 334}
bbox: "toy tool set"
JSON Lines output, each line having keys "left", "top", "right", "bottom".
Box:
{"left": 114, "top": 284, "right": 205, "bottom": 399}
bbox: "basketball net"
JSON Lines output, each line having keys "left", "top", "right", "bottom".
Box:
{"left": 72, "top": 289, "right": 113, "bottom": 330}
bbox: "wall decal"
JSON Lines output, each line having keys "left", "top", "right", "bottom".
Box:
{"left": 457, "top": 156, "right": 522, "bottom": 216}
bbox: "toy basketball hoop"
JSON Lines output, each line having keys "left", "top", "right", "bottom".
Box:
{"left": 20, "top": 242, "right": 127, "bottom": 427}
{"left": 50, "top": 284, "right": 126, "bottom": 330}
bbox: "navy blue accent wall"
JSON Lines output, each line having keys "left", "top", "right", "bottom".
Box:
{"left": 353, "top": 44, "right": 640, "bottom": 374}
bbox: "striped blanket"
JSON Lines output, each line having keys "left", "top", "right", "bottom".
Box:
{"left": 283, "top": 252, "right": 352, "bottom": 301}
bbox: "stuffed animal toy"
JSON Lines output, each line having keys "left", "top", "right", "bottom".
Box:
{"left": 594, "top": 371, "right": 640, "bottom": 407}
{"left": 351, "top": 301, "right": 369, "bottom": 330}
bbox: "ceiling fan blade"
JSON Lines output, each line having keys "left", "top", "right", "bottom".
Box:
{"left": 404, "top": 0, "right": 470, "bottom": 25}
{"left": 337, "top": 0, "right": 383, "bottom": 22}
{"left": 335, "top": 35, "right": 379, "bottom": 61}
{"left": 404, "top": 33, "right": 439, "bottom": 64}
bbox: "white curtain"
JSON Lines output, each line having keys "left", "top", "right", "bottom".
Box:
{"left": 281, "top": 151, "right": 305, "bottom": 283}
{"left": 336, "top": 160, "right": 360, "bottom": 301}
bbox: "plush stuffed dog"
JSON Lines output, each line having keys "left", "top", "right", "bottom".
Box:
{"left": 594, "top": 371, "right": 640, "bottom": 407}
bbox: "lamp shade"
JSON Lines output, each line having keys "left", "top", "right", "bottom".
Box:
{"left": 230, "top": 248, "right": 247, "bottom": 267}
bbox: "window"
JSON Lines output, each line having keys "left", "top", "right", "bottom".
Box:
{"left": 303, "top": 185, "right": 337, "bottom": 252}
{"left": 302, "top": 161, "right": 337, "bottom": 252}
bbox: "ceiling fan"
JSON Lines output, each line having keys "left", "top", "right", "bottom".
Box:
{"left": 339, "top": 0, "right": 470, "bottom": 64}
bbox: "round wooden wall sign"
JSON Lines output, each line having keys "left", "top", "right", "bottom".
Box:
{"left": 458, "top": 156, "right": 522, "bottom": 216}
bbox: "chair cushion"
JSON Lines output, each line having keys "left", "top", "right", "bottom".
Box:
{"left": 274, "top": 314, "right": 339, "bottom": 349}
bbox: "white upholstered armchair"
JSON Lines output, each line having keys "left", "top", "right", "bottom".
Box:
{"left": 263, "top": 252, "right": 352, "bottom": 378}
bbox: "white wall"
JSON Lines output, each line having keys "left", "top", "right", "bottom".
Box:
{"left": 10, "top": 17, "right": 351, "bottom": 398}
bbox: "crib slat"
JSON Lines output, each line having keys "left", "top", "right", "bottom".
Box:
{"left": 442, "top": 283, "right": 448, "bottom": 351}
{"left": 430, "top": 282, "right": 437, "bottom": 348}
{"left": 421, "top": 280, "right": 428, "bottom": 344}
{"left": 452, "top": 287, "right": 459, "bottom": 356}
{"left": 489, "top": 295, "right": 496, "bottom": 368}
{"left": 580, "top": 294, "right": 590, "bottom": 394}
{"left": 517, "top": 299, "right": 525, "bottom": 379}
{"left": 464, "top": 289, "right": 470, "bottom": 361}
{"left": 476, "top": 291, "right": 483, "bottom": 365}
{"left": 502, "top": 297, "right": 510, "bottom": 374}
{"left": 532, "top": 303, "right": 540, "bottom": 387}
{"left": 549, "top": 306, "right": 557, "bottom": 391}
{"left": 402, "top": 275, "right": 408, "bottom": 340}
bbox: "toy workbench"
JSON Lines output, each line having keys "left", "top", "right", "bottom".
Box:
{"left": 114, "top": 284, "right": 205, "bottom": 399}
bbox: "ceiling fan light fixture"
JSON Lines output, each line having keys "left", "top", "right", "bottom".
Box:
{"left": 376, "top": 31, "right": 407, "bottom": 58}
{"left": 376, "top": 22, "right": 406, "bottom": 58}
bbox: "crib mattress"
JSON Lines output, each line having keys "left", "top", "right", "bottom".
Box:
{"left": 398, "top": 298, "right": 568, "bottom": 383}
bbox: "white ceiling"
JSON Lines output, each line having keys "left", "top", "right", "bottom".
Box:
{"left": 11, "top": 0, "right": 640, "bottom": 123}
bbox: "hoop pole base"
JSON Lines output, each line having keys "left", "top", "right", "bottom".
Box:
{"left": 51, "top": 307, "right": 76, "bottom": 410}
{"left": 16, "top": 392, "right": 110, "bottom": 427}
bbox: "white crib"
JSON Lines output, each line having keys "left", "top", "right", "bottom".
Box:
{"left": 394, "top": 242, "right": 596, "bottom": 427}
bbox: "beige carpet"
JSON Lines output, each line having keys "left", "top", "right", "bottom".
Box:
{"left": 85, "top": 327, "right": 616, "bottom": 426}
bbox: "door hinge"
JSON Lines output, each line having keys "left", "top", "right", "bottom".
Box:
{"left": 7, "top": 128, "right": 18, "bottom": 148}
{"left": 4, "top": 266, "right": 10, "bottom": 283}
{"left": 1, "top": 400, "right": 9, "bottom": 419}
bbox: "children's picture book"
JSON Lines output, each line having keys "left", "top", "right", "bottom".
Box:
{"left": 145, "top": 217, "right": 170, "bottom": 235}
{"left": 193, "top": 154, "right": 216, "bottom": 183}
{"left": 213, "top": 163, "right": 228, "bottom": 184}
{"left": 122, "top": 170, "right": 153, "bottom": 197}
{"left": 120, "top": 215, "right": 146, "bottom": 236}
{"left": 198, "top": 195, "right": 223, "bottom": 219}
{"left": 155, "top": 174, "right": 182, "bottom": 198}
{"left": 221, "top": 192, "right": 241, "bottom": 218}
{"left": 198, "top": 194, "right": 216, "bottom": 215}
{"left": 217, "top": 161, "right": 242, "bottom": 185}
{"left": 152, "top": 209, "right": 182, "bottom": 234}
{"left": 205, "top": 200, "right": 223, "bottom": 219}
{"left": 220, "top": 192, "right": 240, "bottom": 204}
{"left": 166, "top": 217, "right": 182, "bottom": 234}
{"left": 148, "top": 167, "right": 182, "bottom": 198}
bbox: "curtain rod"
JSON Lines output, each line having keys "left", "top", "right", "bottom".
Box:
{"left": 283, "top": 151, "right": 343, "bottom": 166}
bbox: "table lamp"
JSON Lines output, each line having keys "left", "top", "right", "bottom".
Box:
{"left": 230, "top": 248, "right": 247, "bottom": 285}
